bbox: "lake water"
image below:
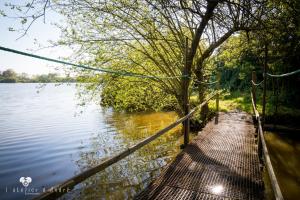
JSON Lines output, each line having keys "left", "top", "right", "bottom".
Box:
{"left": 0, "top": 83, "right": 183, "bottom": 200}
{"left": 1, "top": 84, "right": 299, "bottom": 200}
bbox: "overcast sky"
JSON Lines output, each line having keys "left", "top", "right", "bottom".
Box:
{"left": 0, "top": 2, "right": 71, "bottom": 75}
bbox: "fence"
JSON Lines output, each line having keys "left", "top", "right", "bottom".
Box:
{"left": 33, "top": 91, "right": 220, "bottom": 200}
{"left": 250, "top": 66, "right": 300, "bottom": 200}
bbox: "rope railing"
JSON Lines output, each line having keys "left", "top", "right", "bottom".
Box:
{"left": 266, "top": 68, "right": 300, "bottom": 78}
{"left": 201, "top": 80, "right": 218, "bottom": 85}
{"left": 252, "top": 68, "right": 300, "bottom": 124}
{"left": 251, "top": 91, "right": 284, "bottom": 200}
{"left": 193, "top": 79, "right": 218, "bottom": 85}
{"left": 0, "top": 46, "right": 186, "bottom": 79}
{"left": 33, "top": 91, "right": 220, "bottom": 200}
{"left": 251, "top": 80, "right": 264, "bottom": 86}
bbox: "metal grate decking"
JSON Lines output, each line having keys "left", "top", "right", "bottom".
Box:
{"left": 135, "top": 112, "right": 264, "bottom": 200}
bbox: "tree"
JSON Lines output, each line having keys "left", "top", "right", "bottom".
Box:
{"left": 3, "top": 0, "right": 268, "bottom": 115}
{"left": 213, "top": 34, "right": 261, "bottom": 90}
{"left": 246, "top": 0, "right": 300, "bottom": 107}
{"left": 0, "top": 69, "right": 17, "bottom": 82}
{"left": 213, "top": 0, "right": 300, "bottom": 108}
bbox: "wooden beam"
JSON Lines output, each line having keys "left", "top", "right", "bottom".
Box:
{"left": 252, "top": 71, "right": 257, "bottom": 106}
{"left": 262, "top": 44, "right": 268, "bottom": 127}
{"left": 183, "top": 37, "right": 190, "bottom": 147}
{"left": 251, "top": 91, "right": 284, "bottom": 200}
{"left": 251, "top": 91, "right": 262, "bottom": 161}
{"left": 257, "top": 119, "right": 284, "bottom": 200}
{"left": 215, "top": 71, "right": 220, "bottom": 124}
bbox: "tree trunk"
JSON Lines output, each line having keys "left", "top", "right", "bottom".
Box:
{"left": 196, "top": 66, "right": 209, "bottom": 126}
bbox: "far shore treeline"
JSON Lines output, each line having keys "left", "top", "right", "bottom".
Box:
{"left": 0, "top": 69, "right": 76, "bottom": 83}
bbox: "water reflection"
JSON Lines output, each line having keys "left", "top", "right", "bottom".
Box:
{"left": 65, "top": 111, "right": 185, "bottom": 199}
{"left": 264, "top": 131, "right": 300, "bottom": 200}
{"left": 0, "top": 84, "right": 187, "bottom": 200}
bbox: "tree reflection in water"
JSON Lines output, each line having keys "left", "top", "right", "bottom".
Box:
{"left": 64, "top": 111, "right": 185, "bottom": 199}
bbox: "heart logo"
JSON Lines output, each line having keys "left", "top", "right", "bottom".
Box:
{"left": 19, "top": 177, "right": 32, "bottom": 187}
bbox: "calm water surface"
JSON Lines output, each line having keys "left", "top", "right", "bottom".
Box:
{"left": 265, "top": 131, "right": 300, "bottom": 200}
{"left": 0, "top": 83, "right": 183, "bottom": 200}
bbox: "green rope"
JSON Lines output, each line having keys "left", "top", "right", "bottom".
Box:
{"left": 201, "top": 80, "right": 218, "bottom": 85}
{"left": 0, "top": 46, "right": 186, "bottom": 79}
{"left": 251, "top": 80, "right": 264, "bottom": 86}
{"left": 267, "top": 69, "right": 300, "bottom": 78}
{"left": 194, "top": 80, "right": 218, "bottom": 85}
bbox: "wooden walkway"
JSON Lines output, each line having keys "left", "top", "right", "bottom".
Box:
{"left": 136, "top": 111, "right": 264, "bottom": 200}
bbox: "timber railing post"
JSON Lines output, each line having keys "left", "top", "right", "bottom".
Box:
{"left": 252, "top": 71, "right": 258, "bottom": 133}
{"left": 183, "top": 37, "right": 190, "bottom": 147}
{"left": 252, "top": 71, "right": 257, "bottom": 107}
{"left": 262, "top": 44, "right": 268, "bottom": 128}
{"left": 257, "top": 119, "right": 264, "bottom": 164}
{"left": 215, "top": 71, "right": 220, "bottom": 124}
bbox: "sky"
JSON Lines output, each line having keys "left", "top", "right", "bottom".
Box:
{"left": 0, "top": 1, "right": 71, "bottom": 75}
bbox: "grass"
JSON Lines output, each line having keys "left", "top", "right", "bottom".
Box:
{"left": 210, "top": 91, "right": 253, "bottom": 113}
{"left": 191, "top": 90, "right": 300, "bottom": 116}
{"left": 190, "top": 90, "right": 300, "bottom": 128}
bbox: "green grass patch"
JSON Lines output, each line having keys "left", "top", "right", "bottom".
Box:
{"left": 203, "top": 90, "right": 300, "bottom": 116}
{"left": 191, "top": 90, "right": 300, "bottom": 127}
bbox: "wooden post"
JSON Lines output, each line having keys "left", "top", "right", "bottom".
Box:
{"left": 262, "top": 44, "right": 268, "bottom": 127}
{"left": 252, "top": 71, "right": 257, "bottom": 107}
{"left": 258, "top": 123, "right": 263, "bottom": 163}
{"left": 215, "top": 71, "right": 220, "bottom": 124}
{"left": 183, "top": 37, "right": 190, "bottom": 147}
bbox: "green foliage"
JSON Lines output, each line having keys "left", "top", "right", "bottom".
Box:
{"left": 0, "top": 69, "right": 17, "bottom": 83}
{"left": 75, "top": 44, "right": 181, "bottom": 112}
{"left": 100, "top": 76, "right": 178, "bottom": 112}
{"left": 213, "top": 0, "right": 300, "bottom": 107}
{"left": 213, "top": 34, "right": 261, "bottom": 91}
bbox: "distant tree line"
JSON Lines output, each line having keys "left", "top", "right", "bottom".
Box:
{"left": 0, "top": 69, "right": 76, "bottom": 83}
